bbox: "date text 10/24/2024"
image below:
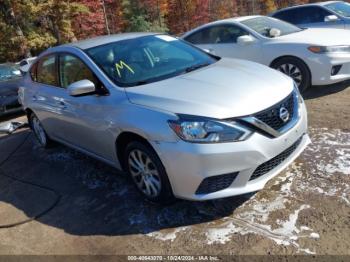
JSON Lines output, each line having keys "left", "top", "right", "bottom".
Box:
{"left": 127, "top": 256, "right": 220, "bottom": 261}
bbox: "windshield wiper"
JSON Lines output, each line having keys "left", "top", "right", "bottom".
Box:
{"left": 184, "top": 62, "right": 210, "bottom": 73}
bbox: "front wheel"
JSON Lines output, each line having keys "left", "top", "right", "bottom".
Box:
{"left": 124, "top": 141, "right": 175, "bottom": 204}
{"left": 271, "top": 57, "right": 311, "bottom": 93}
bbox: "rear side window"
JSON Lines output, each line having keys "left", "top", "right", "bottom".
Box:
{"left": 36, "top": 55, "right": 58, "bottom": 86}
{"left": 29, "top": 62, "right": 37, "bottom": 81}
{"left": 59, "top": 54, "right": 98, "bottom": 88}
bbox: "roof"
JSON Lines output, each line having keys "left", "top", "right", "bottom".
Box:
{"left": 65, "top": 32, "right": 157, "bottom": 50}
{"left": 273, "top": 1, "right": 340, "bottom": 13}
{"left": 184, "top": 15, "right": 262, "bottom": 30}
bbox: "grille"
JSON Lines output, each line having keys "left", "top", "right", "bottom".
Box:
{"left": 250, "top": 136, "right": 303, "bottom": 181}
{"left": 255, "top": 92, "right": 295, "bottom": 131}
{"left": 195, "top": 172, "right": 238, "bottom": 195}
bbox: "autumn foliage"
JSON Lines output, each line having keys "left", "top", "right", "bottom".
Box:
{"left": 0, "top": 0, "right": 345, "bottom": 62}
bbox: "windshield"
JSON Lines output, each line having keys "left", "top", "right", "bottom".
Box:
{"left": 86, "top": 35, "right": 217, "bottom": 87}
{"left": 241, "top": 16, "right": 302, "bottom": 38}
{"left": 0, "top": 65, "right": 22, "bottom": 82}
{"left": 326, "top": 2, "right": 350, "bottom": 17}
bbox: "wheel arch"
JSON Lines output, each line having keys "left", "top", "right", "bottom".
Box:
{"left": 269, "top": 55, "right": 312, "bottom": 81}
{"left": 25, "top": 108, "right": 35, "bottom": 124}
{"left": 115, "top": 131, "right": 156, "bottom": 171}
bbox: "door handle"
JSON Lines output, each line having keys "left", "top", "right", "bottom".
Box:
{"left": 32, "top": 95, "right": 37, "bottom": 101}
{"left": 56, "top": 101, "right": 67, "bottom": 109}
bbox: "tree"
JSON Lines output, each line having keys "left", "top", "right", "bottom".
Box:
{"left": 37, "top": 0, "right": 88, "bottom": 44}
{"left": 0, "top": 0, "right": 87, "bottom": 63}
{"left": 122, "top": 0, "right": 168, "bottom": 32}
{"left": 0, "top": 0, "right": 31, "bottom": 61}
{"left": 263, "top": 0, "right": 277, "bottom": 13}
{"left": 73, "top": 0, "right": 107, "bottom": 39}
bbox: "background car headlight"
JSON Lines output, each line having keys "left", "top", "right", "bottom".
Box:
{"left": 168, "top": 116, "right": 252, "bottom": 143}
{"left": 308, "top": 45, "right": 350, "bottom": 54}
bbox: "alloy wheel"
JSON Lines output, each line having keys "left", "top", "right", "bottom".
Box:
{"left": 128, "top": 149, "right": 162, "bottom": 197}
{"left": 277, "top": 63, "right": 302, "bottom": 86}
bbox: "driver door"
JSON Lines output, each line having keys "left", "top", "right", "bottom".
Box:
{"left": 54, "top": 53, "right": 114, "bottom": 161}
{"left": 206, "top": 24, "right": 263, "bottom": 63}
{"left": 185, "top": 24, "right": 263, "bottom": 63}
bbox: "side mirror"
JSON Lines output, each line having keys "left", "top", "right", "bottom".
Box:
{"left": 325, "top": 15, "right": 339, "bottom": 22}
{"left": 269, "top": 28, "right": 281, "bottom": 38}
{"left": 237, "top": 35, "right": 256, "bottom": 46}
{"left": 67, "top": 79, "right": 96, "bottom": 96}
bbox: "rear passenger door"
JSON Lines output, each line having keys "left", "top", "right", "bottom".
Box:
{"left": 29, "top": 54, "right": 66, "bottom": 137}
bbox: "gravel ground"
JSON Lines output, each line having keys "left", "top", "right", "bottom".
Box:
{"left": 0, "top": 83, "right": 349, "bottom": 256}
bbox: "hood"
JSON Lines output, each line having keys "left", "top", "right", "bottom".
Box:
{"left": 277, "top": 28, "right": 350, "bottom": 46}
{"left": 125, "top": 58, "right": 294, "bottom": 119}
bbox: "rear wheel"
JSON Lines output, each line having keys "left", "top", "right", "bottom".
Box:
{"left": 29, "top": 113, "right": 52, "bottom": 148}
{"left": 271, "top": 57, "right": 311, "bottom": 93}
{"left": 124, "top": 141, "right": 175, "bottom": 204}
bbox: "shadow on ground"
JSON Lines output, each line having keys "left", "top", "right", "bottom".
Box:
{"left": 304, "top": 80, "right": 350, "bottom": 100}
{"left": 0, "top": 130, "right": 254, "bottom": 236}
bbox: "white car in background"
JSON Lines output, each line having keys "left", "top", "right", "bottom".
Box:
{"left": 182, "top": 15, "right": 350, "bottom": 92}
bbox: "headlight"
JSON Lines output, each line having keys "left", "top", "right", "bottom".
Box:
{"left": 168, "top": 116, "right": 252, "bottom": 143}
{"left": 308, "top": 45, "right": 350, "bottom": 54}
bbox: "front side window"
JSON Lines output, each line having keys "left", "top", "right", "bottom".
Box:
{"left": 185, "top": 25, "right": 249, "bottom": 45}
{"left": 207, "top": 25, "right": 249, "bottom": 44}
{"left": 241, "top": 17, "right": 302, "bottom": 38}
{"left": 36, "top": 55, "right": 58, "bottom": 86}
{"left": 295, "top": 6, "right": 331, "bottom": 24}
{"left": 185, "top": 28, "right": 212, "bottom": 44}
{"left": 86, "top": 35, "right": 217, "bottom": 87}
{"left": 59, "top": 54, "right": 98, "bottom": 88}
{"left": 326, "top": 2, "right": 350, "bottom": 17}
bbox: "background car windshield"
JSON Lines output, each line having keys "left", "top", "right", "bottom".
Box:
{"left": 0, "top": 65, "right": 22, "bottom": 82}
{"left": 326, "top": 2, "right": 350, "bottom": 17}
{"left": 241, "top": 17, "right": 302, "bottom": 38}
{"left": 86, "top": 35, "right": 216, "bottom": 87}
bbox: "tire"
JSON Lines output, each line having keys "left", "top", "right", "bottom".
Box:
{"left": 28, "top": 113, "right": 53, "bottom": 148}
{"left": 271, "top": 57, "right": 311, "bottom": 93}
{"left": 124, "top": 141, "right": 175, "bottom": 204}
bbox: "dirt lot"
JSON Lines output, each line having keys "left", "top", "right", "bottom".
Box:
{"left": 0, "top": 82, "right": 349, "bottom": 256}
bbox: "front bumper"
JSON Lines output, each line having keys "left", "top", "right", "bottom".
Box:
{"left": 152, "top": 103, "right": 309, "bottom": 201}
{"left": 307, "top": 53, "right": 350, "bottom": 86}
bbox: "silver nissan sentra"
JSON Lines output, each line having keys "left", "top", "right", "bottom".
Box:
{"left": 19, "top": 33, "right": 310, "bottom": 203}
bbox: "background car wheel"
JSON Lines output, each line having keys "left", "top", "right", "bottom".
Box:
{"left": 124, "top": 141, "right": 175, "bottom": 204}
{"left": 271, "top": 57, "right": 311, "bottom": 93}
{"left": 29, "top": 113, "right": 52, "bottom": 148}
